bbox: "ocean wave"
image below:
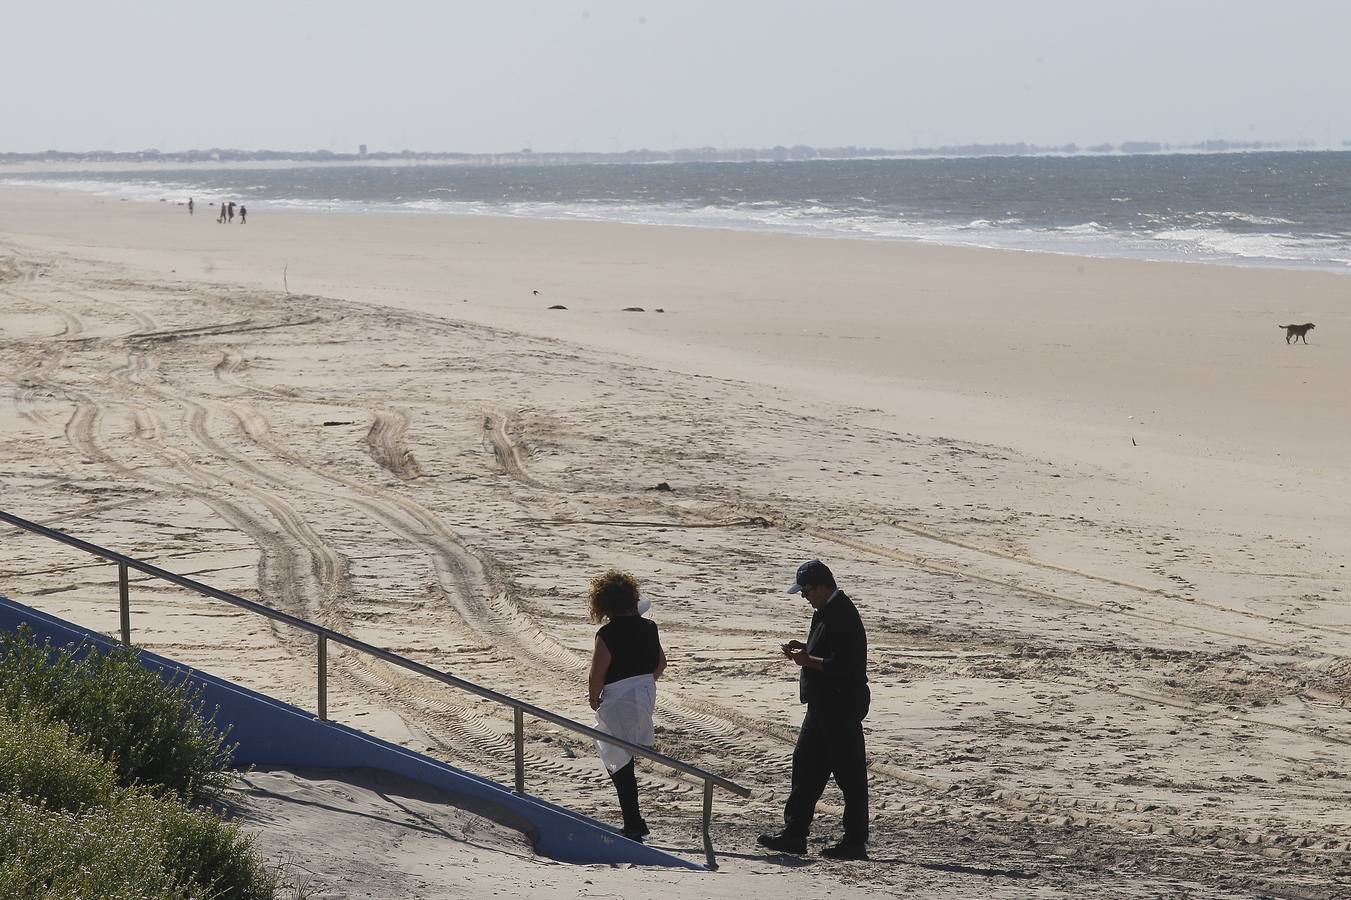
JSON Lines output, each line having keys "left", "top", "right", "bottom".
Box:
{"left": 1, "top": 176, "right": 199, "bottom": 202}
{"left": 1149, "top": 227, "right": 1351, "bottom": 264}
{"left": 1194, "top": 210, "right": 1298, "bottom": 227}
{"left": 6, "top": 172, "right": 1351, "bottom": 272}
{"left": 964, "top": 217, "right": 1025, "bottom": 228}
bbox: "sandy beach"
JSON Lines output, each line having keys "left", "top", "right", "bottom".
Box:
{"left": 1, "top": 184, "right": 1349, "bottom": 898}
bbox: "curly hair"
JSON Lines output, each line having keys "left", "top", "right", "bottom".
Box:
{"left": 587, "top": 569, "right": 641, "bottom": 623}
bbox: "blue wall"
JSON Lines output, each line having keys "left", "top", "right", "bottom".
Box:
{"left": 0, "top": 595, "right": 700, "bottom": 870}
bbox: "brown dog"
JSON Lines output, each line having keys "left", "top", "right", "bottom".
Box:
{"left": 1279, "top": 323, "right": 1315, "bottom": 344}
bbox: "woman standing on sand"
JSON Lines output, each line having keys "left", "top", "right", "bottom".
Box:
{"left": 587, "top": 569, "right": 665, "bottom": 842}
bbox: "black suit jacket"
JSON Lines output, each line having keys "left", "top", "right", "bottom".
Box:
{"left": 799, "top": 590, "right": 870, "bottom": 720}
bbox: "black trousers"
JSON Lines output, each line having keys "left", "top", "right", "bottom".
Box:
{"left": 610, "top": 759, "right": 646, "bottom": 833}
{"left": 783, "top": 705, "right": 868, "bottom": 843}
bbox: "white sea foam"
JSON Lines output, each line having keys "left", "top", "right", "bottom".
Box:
{"left": 1149, "top": 227, "right": 1351, "bottom": 264}
{"left": 1054, "top": 222, "right": 1108, "bottom": 235}
{"left": 1194, "top": 210, "right": 1298, "bottom": 227}
{"left": 1, "top": 176, "right": 196, "bottom": 204}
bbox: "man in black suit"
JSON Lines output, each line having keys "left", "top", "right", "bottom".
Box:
{"left": 758, "top": 559, "right": 870, "bottom": 860}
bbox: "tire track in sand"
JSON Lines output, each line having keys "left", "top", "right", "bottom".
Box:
{"left": 492, "top": 408, "right": 1336, "bottom": 651}
{"left": 83, "top": 332, "right": 608, "bottom": 788}
{"left": 366, "top": 410, "right": 423, "bottom": 480}
{"left": 224, "top": 401, "right": 771, "bottom": 784}
{"left": 165, "top": 394, "right": 622, "bottom": 793}
{"left": 120, "top": 400, "right": 551, "bottom": 782}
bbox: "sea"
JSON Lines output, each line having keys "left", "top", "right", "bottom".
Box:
{"left": 7, "top": 151, "right": 1351, "bottom": 272}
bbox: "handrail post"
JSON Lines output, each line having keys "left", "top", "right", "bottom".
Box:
{"left": 513, "top": 706, "right": 525, "bottom": 794}
{"left": 117, "top": 562, "right": 130, "bottom": 646}
{"left": 317, "top": 634, "right": 328, "bottom": 720}
{"left": 702, "top": 779, "right": 717, "bottom": 870}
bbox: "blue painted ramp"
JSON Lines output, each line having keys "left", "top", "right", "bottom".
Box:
{"left": 0, "top": 595, "right": 700, "bottom": 870}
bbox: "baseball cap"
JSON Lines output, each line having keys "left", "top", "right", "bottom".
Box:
{"left": 787, "top": 559, "right": 834, "bottom": 594}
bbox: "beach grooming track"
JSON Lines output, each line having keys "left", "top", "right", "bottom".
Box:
{"left": 1, "top": 249, "right": 1348, "bottom": 897}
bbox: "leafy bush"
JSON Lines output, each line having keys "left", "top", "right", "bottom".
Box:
{"left": 0, "top": 710, "right": 119, "bottom": 813}
{"left": 0, "top": 629, "right": 277, "bottom": 899}
{"left": 0, "top": 792, "right": 187, "bottom": 898}
{"left": 0, "top": 626, "right": 236, "bottom": 804}
{"left": 0, "top": 790, "right": 276, "bottom": 899}
{"left": 147, "top": 791, "right": 277, "bottom": 900}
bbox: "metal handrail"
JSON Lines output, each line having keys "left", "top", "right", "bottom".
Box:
{"left": 0, "top": 509, "right": 749, "bottom": 869}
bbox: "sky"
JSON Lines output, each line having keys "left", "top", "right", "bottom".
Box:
{"left": 3, "top": 1, "right": 1349, "bottom": 154}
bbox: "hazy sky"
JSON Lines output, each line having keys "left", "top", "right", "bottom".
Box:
{"left": 4, "top": 1, "right": 1348, "bottom": 154}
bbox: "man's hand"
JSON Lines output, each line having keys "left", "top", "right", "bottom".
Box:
{"left": 781, "top": 642, "right": 822, "bottom": 670}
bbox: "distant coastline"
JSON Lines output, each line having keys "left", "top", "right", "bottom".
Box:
{"left": 0, "top": 137, "right": 1340, "bottom": 171}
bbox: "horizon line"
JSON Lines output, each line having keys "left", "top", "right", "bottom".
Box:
{"left": 3, "top": 136, "right": 1348, "bottom": 163}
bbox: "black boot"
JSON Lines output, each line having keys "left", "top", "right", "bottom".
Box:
{"left": 610, "top": 760, "right": 649, "bottom": 840}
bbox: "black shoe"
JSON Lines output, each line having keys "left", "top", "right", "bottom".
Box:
{"left": 821, "top": 841, "right": 868, "bottom": 861}
{"left": 757, "top": 831, "right": 807, "bottom": 855}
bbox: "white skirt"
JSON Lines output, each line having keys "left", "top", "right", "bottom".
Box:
{"left": 592, "top": 673, "right": 657, "bottom": 774}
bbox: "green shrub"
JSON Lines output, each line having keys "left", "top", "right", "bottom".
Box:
{"left": 140, "top": 791, "right": 277, "bottom": 900}
{"left": 0, "top": 626, "right": 236, "bottom": 804}
{"left": 0, "top": 710, "right": 119, "bottom": 813}
{"left": 0, "top": 790, "right": 277, "bottom": 900}
{"left": 0, "top": 628, "right": 278, "bottom": 899}
{"left": 0, "top": 792, "right": 189, "bottom": 898}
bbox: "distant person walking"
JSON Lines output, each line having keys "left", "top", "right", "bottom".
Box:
{"left": 217, "top": 202, "right": 226, "bottom": 224}
{"left": 758, "top": 559, "right": 870, "bottom": 860}
{"left": 238, "top": 205, "right": 247, "bottom": 224}
{"left": 227, "top": 201, "right": 236, "bottom": 223}
{"left": 587, "top": 570, "right": 665, "bottom": 843}
{"left": 187, "top": 197, "right": 194, "bottom": 215}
